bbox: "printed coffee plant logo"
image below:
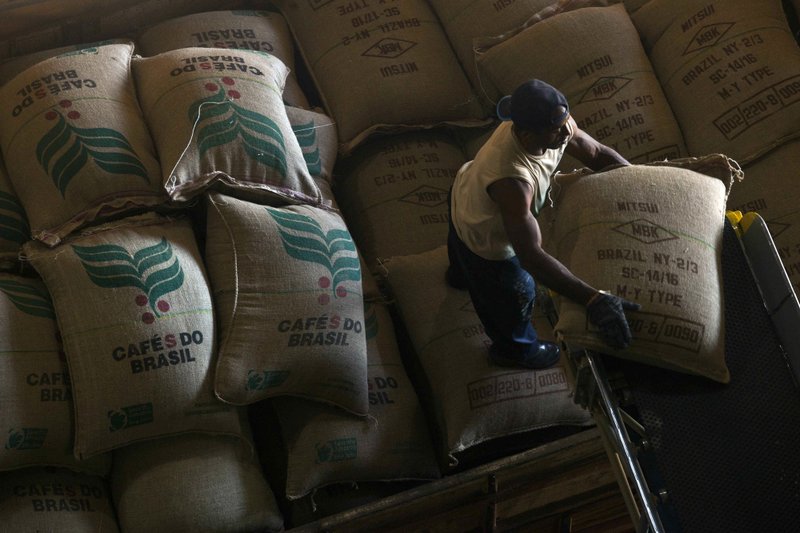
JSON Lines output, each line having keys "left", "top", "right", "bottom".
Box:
{"left": 291, "top": 120, "right": 322, "bottom": 175}
{"left": 0, "top": 191, "right": 29, "bottom": 245}
{"left": 72, "top": 237, "right": 185, "bottom": 324}
{"left": 37, "top": 100, "right": 150, "bottom": 196}
{"left": 0, "top": 279, "right": 56, "bottom": 319}
{"left": 266, "top": 207, "right": 361, "bottom": 305}
{"left": 191, "top": 77, "right": 289, "bottom": 176}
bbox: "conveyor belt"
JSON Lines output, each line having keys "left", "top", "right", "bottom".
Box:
{"left": 567, "top": 216, "right": 800, "bottom": 532}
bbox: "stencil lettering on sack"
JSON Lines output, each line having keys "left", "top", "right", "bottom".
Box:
{"left": 12, "top": 71, "right": 97, "bottom": 117}
{"left": 27, "top": 372, "right": 71, "bottom": 402}
{"left": 610, "top": 311, "right": 705, "bottom": 352}
{"left": 368, "top": 375, "right": 398, "bottom": 406}
{"left": 467, "top": 369, "right": 568, "bottom": 409}
{"left": 189, "top": 29, "right": 275, "bottom": 52}
{"left": 14, "top": 483, "right": 103, "bottom": 513}
{"left": 713, "top": 75, "right": 800, "bottom": 139}
{"left": 111, "top": 331, "right": 203, "bottom": 374}
{"left": 578, "top": 77, "right": 631, "bottom": 103}
{"left": 172, "top": 55, "right": 264, "bottom": 76}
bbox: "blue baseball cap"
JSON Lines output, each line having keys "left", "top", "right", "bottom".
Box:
{"left": 496, "top": 79, "right": 570, "bottom": 133}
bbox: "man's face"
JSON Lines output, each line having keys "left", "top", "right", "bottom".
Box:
{"left": 517, "top": 108, "right": 571, "bottom": 154}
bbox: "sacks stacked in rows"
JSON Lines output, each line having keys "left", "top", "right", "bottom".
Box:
{"left": 632, "top": 0, "right": 800, "bottom": 165}
{"left": 476, "top": 3, "right": 687, "bottom": 169}
{"left": 273, "top": 0, "right": 489, "bottom": 153}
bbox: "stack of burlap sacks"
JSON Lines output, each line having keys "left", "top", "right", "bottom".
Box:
{"left": 0, "top": 0, "right": 799, "bottom": 530}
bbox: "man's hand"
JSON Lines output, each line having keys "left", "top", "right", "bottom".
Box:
{"left": 586, "top": 291, "right": 641, "bottom": 349}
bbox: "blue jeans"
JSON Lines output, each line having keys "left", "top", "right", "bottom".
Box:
{"left": 447, "top": 206, "right": 540, "bottom": 358}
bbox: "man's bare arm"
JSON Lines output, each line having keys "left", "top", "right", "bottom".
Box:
{"left": 488, "top": 177, "right": 597, "bottom": 305}
{"left": 565, "top": 117, "right": 630, "bottom": 171}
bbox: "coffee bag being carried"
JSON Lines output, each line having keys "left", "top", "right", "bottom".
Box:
{"left": 0, "top": 43, "right": 164, "bottom": 246}
{"left": 132, "top": 47, "right": 321, "bottom": 206}
{"left": 383, "top": 245, "right": 593, "bottom": 466}
{"left": 549, "top": 155, "right": 741, "bottom": 383}
{"left": 0, "top": 273, "right": 110, "bottom": 475}
{"left": 205, "top": 193, "right": 368, "bottom": 415}
{"left": 22, "top": 213, "right": 243, "bottom": 459}
{"left": 476, "top": 3, "right": 687, "bottom": 169}
{"left": 632, "top": 0, "right": 800, "bottom": 164}
{"left": 136, "top": 9, "right": 310, "bottom": 109}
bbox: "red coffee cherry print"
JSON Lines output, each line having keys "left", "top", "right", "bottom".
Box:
{"left": 336, "top": 286, "right": 347, "bottom": 298}
{"left": 157, "top": 300, "right": 170, "bottom": 313}
{"left": 205, "top": 83, "right": 218, "bottom": 92}
{"left": 67, "top": 111, "right": 80, "bottom": 120}
{"left": 45, "top": 111, "right": 58, "bottom": 121}
{"left": 222, "top": 77, "right": 235, "bottom": 86}
{"left": 135, "top": 294, "right": 148, "bottom": 307}
{"left": 142, "top": 312, "right": 155, "bottom": 324}
{"left": 227, "top": 90, "right": 241, "bottom": 100}
{"left": 59, "top": 100, "right": 72, "bottom": 108}
{"left": 318, "top": 276, "right": 331, "bottom": 289}
{"left": 318, "top": 294, "right": 330, "bottom": 306}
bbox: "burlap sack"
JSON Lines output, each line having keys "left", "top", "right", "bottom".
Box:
{"left": 426, "top": 0, "right": 554, "bottom": 101}
{"left": 727, "top": 141, "right": 800, "bottom": 294}
{"left": 476, "top": 4, "right": 687, "bottom": 169}
{"left": 22, "top": 213, "right": 243, "bottom": 459}
{"left": 0, "top": 467, "right": 119, "bottom": 532}
{"left": 0, "top": 39, "right": 131, "bottom": 86}
{"left": 0, "top": 43, "right": 164, "bottom": 246}
{"left": 0, "top": 273, "right": 110, "bottom": 475}
{"left": 632, "top": 0, "right": 800, "bottom": 164}
{"left": 205, "top": 193, "right": 368, "bottom": 415}
{"left": 285, "top": 105, "right": 338, "bottom": 184}
{"left": 0, "top": 159, "right": 29, "bottom": 257}
{"left": 274, "top": 0, "right": 488, "bottom": 153}
{"left": 336, "top": 130, "right": 466, "bottom": 268}
{"left": 135, "top": 9, "right": 310, "bottom": 109}
{"left": 383, "top": 245, "right": 593, "bottom": 465}
{"left": 132, "top": 47, "right": 322, "bottom": 206}
{"left": 111, "top": 433, "right": 283, "bottom": 533}
{"left": 549, "top": 156, "right": 741, "bottom": 383}
{"left": 0, "top": 0, "right": 247, "bottom": 61}
{"left": 273, "top": 302, "right": 440, "bottom": 500}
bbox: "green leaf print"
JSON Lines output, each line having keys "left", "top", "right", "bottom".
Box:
{"left": 291, "top": 120, "right": 322, "bottom": 175}
{"left": 0, "top": 191, "right": 30, "bottom": 244}
{"left": 0, "top": 279, "right": 55, "bottom": 319}
{"left": 72, "top": 238, "right": 184, "bottom": 317}
{"left": 364, "top": 303, "right": 378, "bottom": 341}
{"left": 36, "top": 111, "right": 149, "bottom": 196}
{"left": 191, "top": 84, "right": 288, "bottom": 176}
{"left": 266, "top": 207, "right": 360, "bottom": 297}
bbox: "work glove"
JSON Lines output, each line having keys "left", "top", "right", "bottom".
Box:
{"left": 586, "top": 291, "right": 641, "bottom": 349}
